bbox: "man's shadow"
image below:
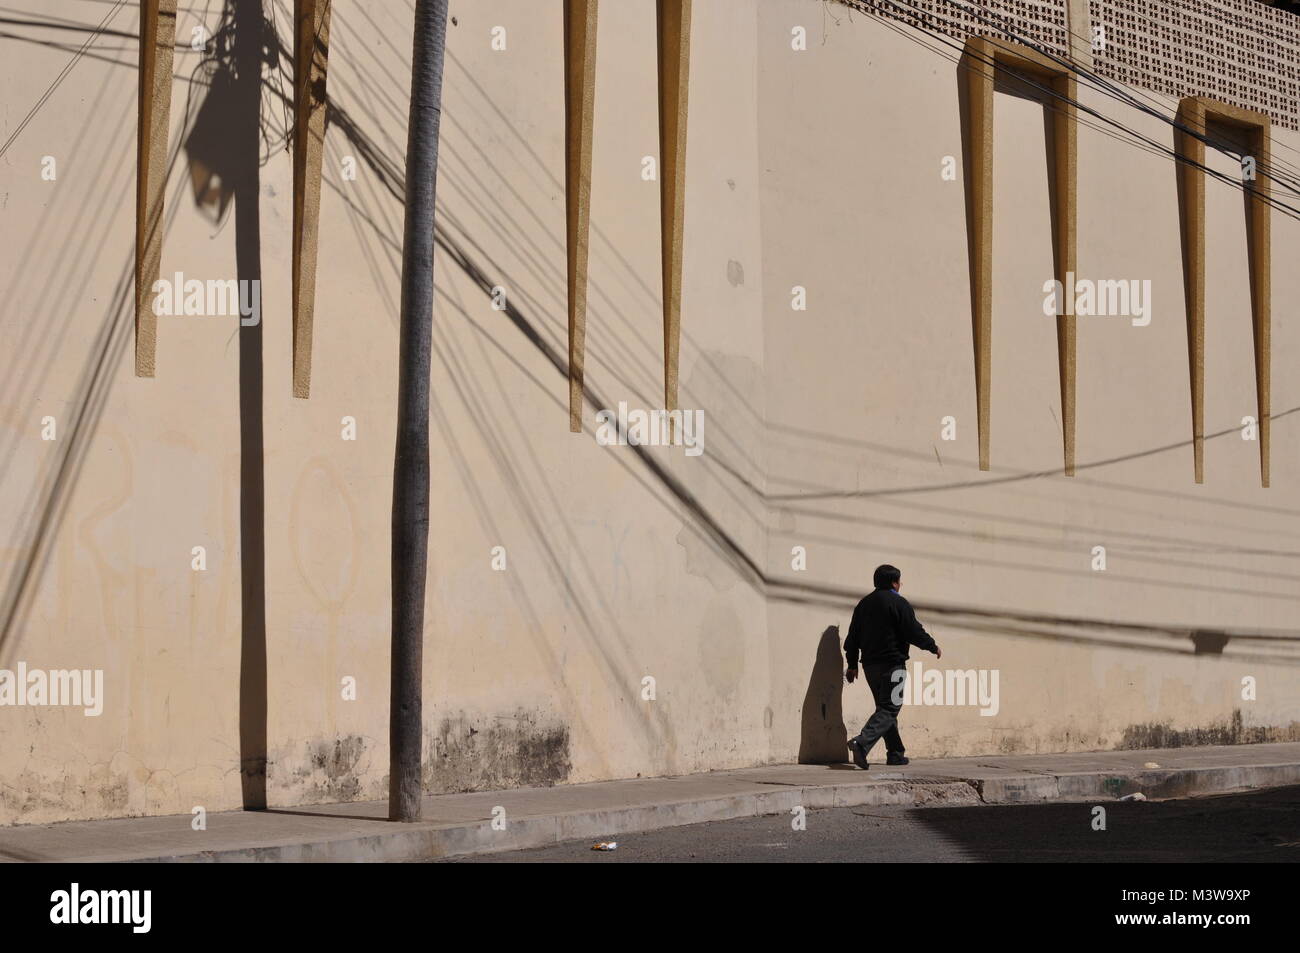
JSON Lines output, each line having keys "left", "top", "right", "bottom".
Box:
{"left": 798, "top": 625, "right": 850, "bottom": 765}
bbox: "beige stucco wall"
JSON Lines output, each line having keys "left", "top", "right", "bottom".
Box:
{"left": 758, "top": 2, "right": 1300, "bottom": 757}
{"left": 0, "top": 0, "right": 1296, "bottom": 826}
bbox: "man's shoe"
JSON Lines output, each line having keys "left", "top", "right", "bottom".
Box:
{"left": 848, "top": 738, "right": 869, "bottom": 770}
{"left": 886, "top": 753, "right": 909, "bottom": 766}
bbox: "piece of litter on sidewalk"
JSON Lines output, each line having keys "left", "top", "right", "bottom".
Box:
{"left": 1118, "top": 792, "right": 1147, "bottom": 801}
{"left": 591, "top": 841, "right": 618, "bottom": 851}
{"left": 1143, "top": 762, "right": 1161, "bottom": 769}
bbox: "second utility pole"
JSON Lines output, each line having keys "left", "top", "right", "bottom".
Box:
{"left": 390, "top": 0, "right": 450, "bottom": 823}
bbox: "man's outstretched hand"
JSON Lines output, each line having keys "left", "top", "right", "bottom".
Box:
{"left": 933, "top": 644, "right": 942, "bottom": 659}
{"left": 845, "top": 666, "right": 857, "bottom": 683}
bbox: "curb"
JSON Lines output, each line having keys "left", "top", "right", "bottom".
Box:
{"left": 122, "top": 760, "right": 1300, "bottom": 862}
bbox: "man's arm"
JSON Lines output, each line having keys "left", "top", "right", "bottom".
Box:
{"left": 844, "top": 606, "right": 862, "bottom": 681}
{"left": 898, "top": 597, "right": 940, "bottom": 657}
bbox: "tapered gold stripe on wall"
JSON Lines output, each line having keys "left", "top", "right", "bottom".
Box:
{"left": 564, "top": 0, "right": 598, "bottom": 432}
{"left": 964, "top": 38, "right": 994, "bottom": 473}
{"left": 1052, "top": 53, "right": 1078, "bottom": 479}
{"left": 135, "top": 0, "right": 178, "bottom": 378}
{"left": 961, "top": 36, "right": 1077, "bottom": 475}
{"left": 292, "top": 0, "right": 332, "bottom": 399}
{"left": 656, "top": 0, "right": 691, "bottom": 415}
{"left": 1176, "top": 101, "right": 1207, "bottom": 483}
{"left": 1175, "top": 97, "right": 1271, "bottom": 487}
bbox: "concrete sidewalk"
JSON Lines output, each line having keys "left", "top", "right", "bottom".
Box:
{"left": 3, "top": 743, "right": 1298, "bottom": 862}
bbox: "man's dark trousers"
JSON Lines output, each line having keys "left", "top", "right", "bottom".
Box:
{"left": 853, "top": 663, "right": 906, "bottom": 756}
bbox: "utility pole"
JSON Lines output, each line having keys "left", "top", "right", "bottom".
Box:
{"left": 390, "top": 0, "right": 449, "bottom": 823}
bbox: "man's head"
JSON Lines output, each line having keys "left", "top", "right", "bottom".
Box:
{"left": 873, "top": 564, "right": 901, "bottom": 591}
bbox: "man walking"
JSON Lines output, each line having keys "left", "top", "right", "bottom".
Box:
{"left": 844, "top": 564, "right": 941, "bottom": 769}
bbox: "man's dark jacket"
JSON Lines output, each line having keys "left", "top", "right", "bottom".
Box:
{"left": 844, "top": 587, "right": 938, "bottom": 668}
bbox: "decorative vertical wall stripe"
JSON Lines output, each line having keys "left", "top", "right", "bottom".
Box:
{"left": 292, "top": 0, "right": 332, "bottom": 399}
{"left": 963, "top": 38, "right": 995, "bottom": 473}
{"left": 135, "top": 0, "right": 177, "bottom": 378}
{"left": 564, "top": 0, "right": 598, "bottom": 432}
{"left": 1051, "top": 55, "right": 1078, "bottom": 479}
{"left": 1065, "top": 0, "right": 1094, "bottom": 70}
{"left": 1175, "top": 96, "right": 1271, "bottom": 487}
{"left": 962, "top": 36, "right": 1078, "bottom": 475}
{"left": 656, "top": 0, "right": 691, "bottom": 415}
{"left": 1175, "top": 100, "right": 1207, "bottom": 484}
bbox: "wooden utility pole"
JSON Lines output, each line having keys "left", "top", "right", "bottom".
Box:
{"left": 390, "top": 0, "right": 450, "bottom": 823}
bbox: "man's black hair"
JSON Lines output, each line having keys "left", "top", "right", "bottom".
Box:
{"left": 873, "top": 564, "right": 901, "bottom": 589}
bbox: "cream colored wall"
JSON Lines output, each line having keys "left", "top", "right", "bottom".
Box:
{"left": 0, "top": 0, "right": 1295, "bottom": 826}
{"left": 759, "top": 1, "right": 1300, "bottom": 756}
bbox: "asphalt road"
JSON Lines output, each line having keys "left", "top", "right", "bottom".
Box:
{"left": 437, "top": 785, "right": 1300, "bottom": 862}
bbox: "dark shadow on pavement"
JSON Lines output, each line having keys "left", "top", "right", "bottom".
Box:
{"left": 906, "top": 786, "right": 1300, "bottom": 862}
